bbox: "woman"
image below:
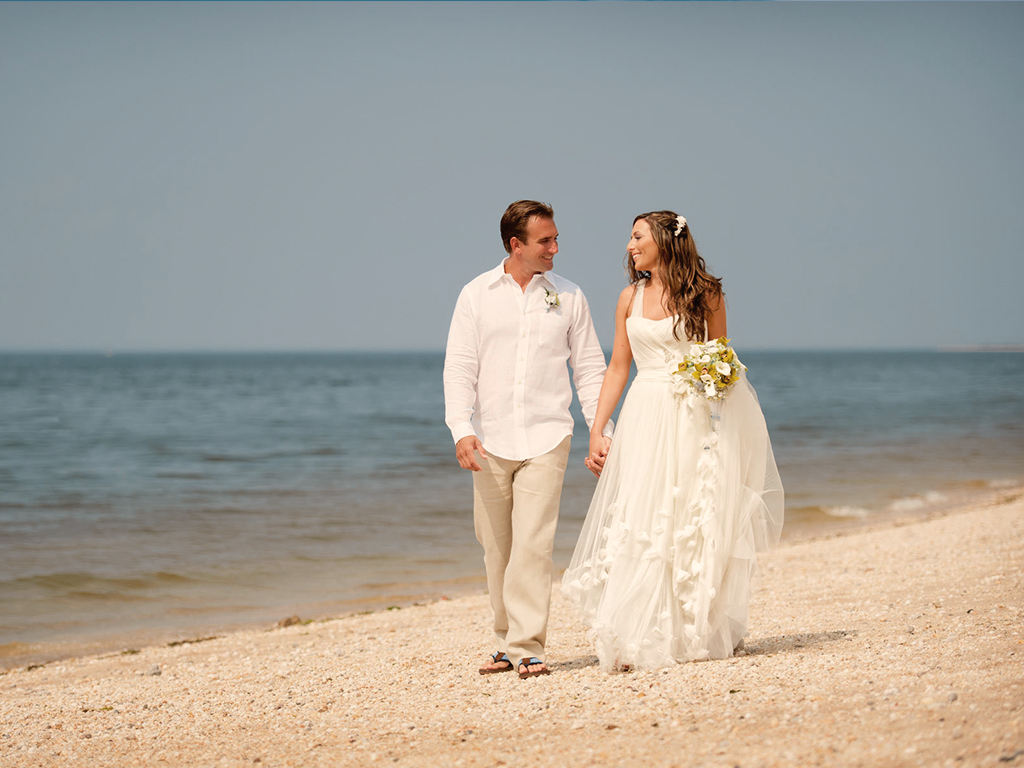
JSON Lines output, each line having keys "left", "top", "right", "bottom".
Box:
{"left": 561, "top": 211, "right": 784, "bottom": 672}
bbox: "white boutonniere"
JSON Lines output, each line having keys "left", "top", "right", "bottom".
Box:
{"left": 544, "top": 288, "right": 561, "bottom": 310}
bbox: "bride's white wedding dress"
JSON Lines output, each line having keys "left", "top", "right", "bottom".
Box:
{"left": 561, "top": 281, "right": 784, "bottom": 672}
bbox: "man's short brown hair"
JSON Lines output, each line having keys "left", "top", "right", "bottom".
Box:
{"left": 500, "top": 200, "right": 554, "bottom": 254}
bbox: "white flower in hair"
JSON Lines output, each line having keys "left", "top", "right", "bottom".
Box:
{"left": 674, "top": 215, "right": 687, "bottom": 237}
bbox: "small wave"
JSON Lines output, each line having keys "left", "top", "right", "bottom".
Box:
{"left": 202, "top": 447, "right": 342, "bottom": 463}
{"left": 888, "top": 491, "right": 947, "bottom": 513}
{"left": 60, "top": 471, "right": 98, "bottom": 481}
{"left": 988, "top": 478, "right": 1020, "bottom": 489}
{"left": 823, "top": 505, "right": 871, "bottom": 519}
{"left": 222, "top": 488, "right": 309, "bottom": 499}
{"left": 376, "top": 413, "right": 436, "bottom": 427}
{"left": 308, "top": 447, "right": 340, "bottom": 456}
{"left": 6, "top": 570, "right": 200, "bottom": 597}
{"left": 889, "top": 497, "right": 925, "bottom": 512}
{"left": 0, "top": 499, "right": 111, "bottom": 512}
{"left": 151, "top": 571, "right": 199, "bottom": 584}
{"left": 775, "top": 424, "right": 830, "bottom": 436}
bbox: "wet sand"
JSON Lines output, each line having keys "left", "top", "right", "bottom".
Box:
{"left": 1, "top": 487, "right": 1021, "bottom": 767}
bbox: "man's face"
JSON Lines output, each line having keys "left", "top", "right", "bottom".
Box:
{"left": 512, "top": 216, "right": 559, "bottom": 275}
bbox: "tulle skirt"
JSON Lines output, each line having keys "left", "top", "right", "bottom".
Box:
{"left": 561, "top": 370, "right": 784, "bottom": 672}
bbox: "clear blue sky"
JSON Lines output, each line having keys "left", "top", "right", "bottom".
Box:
{"left": 2, "top": 2, "right": 1022, "bottom": 351}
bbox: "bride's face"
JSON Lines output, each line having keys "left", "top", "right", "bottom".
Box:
{"left": 627, "top": 218, "right": 660, "bottom": 273}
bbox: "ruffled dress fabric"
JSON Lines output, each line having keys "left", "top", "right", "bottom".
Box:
{"left": 561, "top": 282, "right": 784, "bottom": 672}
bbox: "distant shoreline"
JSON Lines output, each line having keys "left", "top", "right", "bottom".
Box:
{"left": 938, "top": 345, "right": 1024, "bottom": 353}
{"left": 2, "top": 346, "right": 1024, "bottom": 356}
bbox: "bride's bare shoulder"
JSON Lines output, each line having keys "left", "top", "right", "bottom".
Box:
{"left": 615, "top": 284, "right": 639, "bottom": 315}
{"left": 617, "top": 285, "right": 637, "bottom": 302}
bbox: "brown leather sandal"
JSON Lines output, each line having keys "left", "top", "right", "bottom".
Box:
{"left": 517, "top": 657, "right": 551, "bottom": 679}
{"left": 478, "top": 652, "right": 514, "bottom": 675}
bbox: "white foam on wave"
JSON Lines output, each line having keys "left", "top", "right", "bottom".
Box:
{"left": 988, "top": 478, "right": 1019, "bottom": 489}
{"left": 824, "top": 505, "right": 871, "bottom": 519}
{"left": 889, "top": 497, "right": 925, "bottom": 512}
{"left": 889, "top": 491, "right": 948, "bottom": 513}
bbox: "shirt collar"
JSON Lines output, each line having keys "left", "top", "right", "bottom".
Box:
{"left": 486, "top": 258, "right": 556, "bottom": 291}
{"left": 485, "top": 259, "right": 510, "bottom": 287}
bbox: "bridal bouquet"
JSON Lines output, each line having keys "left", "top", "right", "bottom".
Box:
{"left": 669, "top": 337, "right": 745, "bottom": 401}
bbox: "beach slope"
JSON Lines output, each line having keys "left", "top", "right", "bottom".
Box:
{"left": 2, "top": 489, "right": 1021, "bottom": 767}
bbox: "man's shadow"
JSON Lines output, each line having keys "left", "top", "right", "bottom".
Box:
{"left": 553, "top": 629, "right": 857, "bottom": 671}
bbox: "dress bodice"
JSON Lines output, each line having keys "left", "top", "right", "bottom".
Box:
{"left": 626, "top": 281, "right": 697, "bottom": 380}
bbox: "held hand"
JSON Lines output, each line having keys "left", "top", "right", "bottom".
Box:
{"left": 455, "top": 435, "right": 487, "bottom": 472}
{"left": 585, "top": 434, "right": 612, "bottom": 478}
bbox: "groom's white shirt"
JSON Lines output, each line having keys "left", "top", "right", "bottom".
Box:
{"left": 444, "top": 259, "right": 610, "bottom": 461}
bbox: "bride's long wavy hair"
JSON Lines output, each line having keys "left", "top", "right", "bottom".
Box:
{"left": 627, "top": 210, "right": 723, "bottom": 342}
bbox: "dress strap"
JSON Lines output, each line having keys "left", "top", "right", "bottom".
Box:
{"left": 629, "top": 280, "right": 645, "bottom": 319}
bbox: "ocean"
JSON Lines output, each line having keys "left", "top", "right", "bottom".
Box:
{"left": 1, "top": 350, "right": 1022, "bottom": 667}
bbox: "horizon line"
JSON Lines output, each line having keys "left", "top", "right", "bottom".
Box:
{"left": 2, "top": 345, "right": 1023, "bottom": 356}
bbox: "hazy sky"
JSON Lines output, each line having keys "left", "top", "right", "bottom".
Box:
{"left": 2, "top": 2, "right": 1022, "bottom": 352}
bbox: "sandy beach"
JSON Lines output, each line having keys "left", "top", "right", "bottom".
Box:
{"left": 1, "top": 487, "right": 1021, "bottom": 768}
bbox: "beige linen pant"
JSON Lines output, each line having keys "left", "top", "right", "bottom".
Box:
{"left": 473, "top": 436, "right": 571, "bottom": 666}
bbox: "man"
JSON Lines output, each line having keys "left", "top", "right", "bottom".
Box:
{"left": 443, "top": 200, "right": 610, "bottom": 679}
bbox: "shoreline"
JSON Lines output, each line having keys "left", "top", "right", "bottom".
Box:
{"left": 0, "top": 574, "right": 490, "bottom": 673}
{"left": 3, "top": 483, "right": 1017, "bottom": 673}
{"left": 1, "top": 486, "right": 1021, "bottom": 767}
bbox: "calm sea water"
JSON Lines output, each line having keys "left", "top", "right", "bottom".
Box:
{"left": 1, "top": 351, "right": 1022, "bottom": 665}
